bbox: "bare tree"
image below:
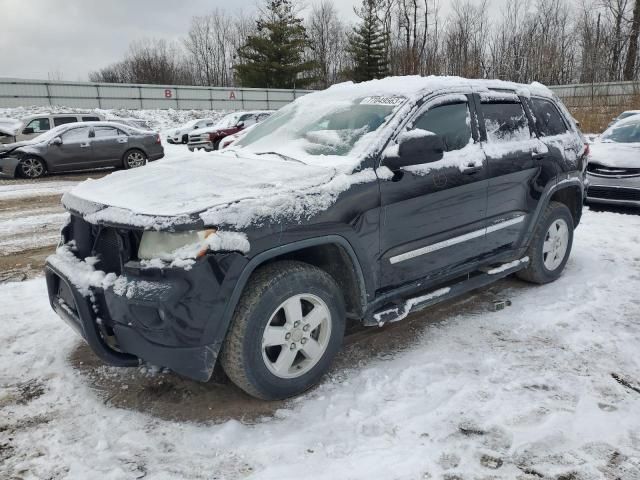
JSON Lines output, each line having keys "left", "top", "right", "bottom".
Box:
{"left": 307, "top": 0, "right": 348, "bottom": 87}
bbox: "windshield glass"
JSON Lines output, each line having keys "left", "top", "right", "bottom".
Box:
{"left": 234, "top": 95, "right": 406, "bottom": 162}
{"left": 215, "top": 113, "right": 241, "bottom": 129}
{"left": 29, "top": 124, "right": 74, "bottom": 143}
{"left": 601, "top": 118, "right": 640, "bottom": 143}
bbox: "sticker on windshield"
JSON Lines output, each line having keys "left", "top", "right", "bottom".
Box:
{"left": 360, "top": 96, "right": 405, "bottom": 106}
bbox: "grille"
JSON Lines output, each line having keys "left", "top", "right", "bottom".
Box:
{"left": 67, "top": 215, "right": 138, "bottom": 276}
{"left": 588, "top": 186, "right": 640, "bottom": 201}
{"left": 587, "top": 163, "right": 640, "bottom": 177}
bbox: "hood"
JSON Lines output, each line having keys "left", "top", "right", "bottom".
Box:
{"left": 62, "top": 151, "right": 338, "bottom": 228}
{"left": 589, "top": 142, "right": 640, "bottom": 168}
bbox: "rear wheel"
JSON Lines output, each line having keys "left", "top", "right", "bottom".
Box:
{"left": 123, "top": 149, "right": 147, "bottom": 169}
{"left": 517, "top": 201, "right": 574, "bottom": 284}
{"left": 18, "top": 157, "right": 46, "bottom": 178}
{"left": 220, "top": 261, "right": 345, "bottom": 400}
{"left": 182, "top": 134, "right": 188, "bottom": 144}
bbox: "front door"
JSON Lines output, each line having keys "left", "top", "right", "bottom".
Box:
{"left": 48, "top": 126, "right": 93, "bottom": 171}
{"left": 379, "top": 95, "right": 489, "bottom": 289}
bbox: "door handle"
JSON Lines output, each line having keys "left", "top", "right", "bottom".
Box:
{"left": 461, "top": 164, "right": 483, "bottom": 175}
{"left": 117, "top": 138, "right": 128, "bottom": 143}
{"left": 80, "top": 143, "right": 91, "bottom": 148}
{"left": 532, "top": 151, "right": 546, "bottom": 160}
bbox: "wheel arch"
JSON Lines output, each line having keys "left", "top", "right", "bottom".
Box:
{"left": 549, "top": 184, "right": 583, "bottom": 227}
{"left": 221, "top": 236, "right": 368, "bottom": 329}
{"left": 17, "top": 154, "right": 48, "bottom": 176}
{"left": 121, "top": 147, "right": 147, "bottom": 165}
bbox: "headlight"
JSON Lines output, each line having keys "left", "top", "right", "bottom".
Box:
{"left": 138, "top": 229, "right": 217, "bottom": 260}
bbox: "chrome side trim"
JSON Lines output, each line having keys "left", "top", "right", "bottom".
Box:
{"left": 389, "top": 215, "right": 526, "bottom": 265}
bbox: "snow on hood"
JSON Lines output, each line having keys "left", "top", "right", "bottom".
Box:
{"left": 63, "top": 151, "right": 342, "bottom": 229}
{"left": 589, "top": 142, "right": 640, "bottom": 168}
{"left": 0, "top": 118, "right": 21, "bottom": 136}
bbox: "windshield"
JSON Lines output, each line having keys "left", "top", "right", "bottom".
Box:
{"left": 234, "top": 95, "right": 406, "bottom": 161}
{"left": 29, "top": 124, "right": 75, "bottom": 143}
{"left": 601, "top": 118, "right": 640, "bottom": 143}
{"left": 215, "top": 113, "right": 242, "bottom": 129}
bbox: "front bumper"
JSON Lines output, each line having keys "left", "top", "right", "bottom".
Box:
{"left": 0, "top": 156, "right": 19, "bottom": 178}
{"left": 45, "top": 249, "right": 249, "bottom": 381}
{"left": 187, "top": 140, "right": 214, "bottom": 151}
{"left": 586, "top": 174, "right": 640, "bottom": 208}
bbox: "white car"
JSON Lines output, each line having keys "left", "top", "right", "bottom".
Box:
{"left": 166, "top": 118, "right": 217, "bottom": 144}
{"left": 0, "top": 113, "right": 105, "bottom": 144}
{"left": 608, "top": 110, "right": 640, "bottom": 127}
{"left": 586, "top": 115, "right": 640, "bottom": 208}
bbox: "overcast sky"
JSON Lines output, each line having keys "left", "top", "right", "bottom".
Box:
{"left": 0, "top": 0, "right": 365, "bottom": 81}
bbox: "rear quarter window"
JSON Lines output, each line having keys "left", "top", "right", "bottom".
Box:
{"left": 82, "top": 116, "right": 100, "bottom": 122}
{"left": 531, "top": 98, "right": 568, "bottom": 137}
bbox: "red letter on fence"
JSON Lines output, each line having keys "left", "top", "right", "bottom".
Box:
{"left": 229, "top": 91, "right": 236, "bottom": 100}
{"left": 164, "top": 89, "right": 173, "bottom": 98}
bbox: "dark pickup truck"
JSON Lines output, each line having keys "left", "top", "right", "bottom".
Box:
{"left": 45, "top": 76, "right": 587, "bottom": 400}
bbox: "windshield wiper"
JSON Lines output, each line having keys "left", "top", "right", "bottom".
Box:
{"left": 254, "top": 151, "right": 306, "bottom": 164}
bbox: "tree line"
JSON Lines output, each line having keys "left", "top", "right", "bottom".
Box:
{"left": 89, "top": 0, "right": 640, "bottom": 89}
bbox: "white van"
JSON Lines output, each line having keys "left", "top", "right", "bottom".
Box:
{"left": 0, "top": 113, "right": 105, "bottom": 144}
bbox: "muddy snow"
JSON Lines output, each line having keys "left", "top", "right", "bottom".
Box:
{"left": 1, "top": 208, "right": 639, "bottom": 479}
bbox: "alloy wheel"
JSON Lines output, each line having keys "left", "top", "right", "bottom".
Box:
{"left": 261, "top": 294, "right": 332, "bottom": 379}
{"left": 20, "top": 158, "right": 44, "bottom": 178}
{"left": 126, "top": 151, "right": 146, "bottom": 168}
{"left": 543, "top": 218, "right": 569, "bottom": 271}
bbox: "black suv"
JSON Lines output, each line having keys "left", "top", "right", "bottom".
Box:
{"left": 45, "top": 77, "right": 587, "bottom": 400}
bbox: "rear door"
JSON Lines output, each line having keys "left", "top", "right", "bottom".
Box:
{"left": 47, "top": 126, "right": 93, "bottom": 171}
{"left": 90, "top": 126, "right": 129, "bottom": 166}
{"left": 477, "top": 94, "right": 550, "bottom": 254}
{"left": 379, "top": 94, "right": 489, "bottom": 289}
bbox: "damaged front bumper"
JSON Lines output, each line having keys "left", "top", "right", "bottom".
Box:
{"left": 0, "top": 156, "right": 20, "bottom": 178}
{"left": 45, "top": 247, "right": 249, "bottom": 381}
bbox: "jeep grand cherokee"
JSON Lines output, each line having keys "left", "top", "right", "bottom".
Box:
{"left": 45, "top": 76, "right": 587, "bottom": 400}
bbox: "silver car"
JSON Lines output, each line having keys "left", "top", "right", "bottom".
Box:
{"left": 586, "top": 116, "right": 640, "bottom": 208}
{"left": 0, "top": 122, "right": 164, "bottom": 179}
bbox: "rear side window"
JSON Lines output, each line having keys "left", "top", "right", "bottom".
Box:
{"left": 412, "top": 102, "right": 472, "bottom": 152}
{"left": 482, "top": 102, "right": 530, "bottom": 142}
{"left": 54, "top": 117, "right": 79, "bottom": 127}
{"left": 531, "top": 98, "right": 568, "bottom": 136}
{"left": 93, "top": 126, "right": 124, "bottom": 138}
{"left": 82, "top": 116, "right": 100, "bottom": 122}
{"left": 24, "top": 118, "right": 50, "bottom": 133}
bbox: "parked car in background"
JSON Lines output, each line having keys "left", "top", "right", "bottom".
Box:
{"left": 110, "top": 118, "right": 155, "bottom": 131}
{"left": 167, "top": 118, "right": 216, "bottom": 144}
{"left": 219, "top": 123, "right": 259, "bottom": 149}
{"left": 2, "top": 113, "right": 105, "bottom": 143}
{"left": 0, "top": 122, "right": 163, "bottom": 179}
{"left": 609, "top": 110, "right": 640, "bottom": 127}
{"left": 45, "top": 77, "right": 586, "bottom": 400}
{"left": 587, "top": 115, "right": 640, "bottom": 208}
{"left": 0, "top": 118, "right": 22, "bottom": 144}
{"left": 188, "top": 111, "right": 273, "bottom": 152}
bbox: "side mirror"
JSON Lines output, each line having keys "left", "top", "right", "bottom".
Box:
{"left": 236, "top": 121, "right": 245, "bottom": 128}
{"left": 22, "top": 127, "right": 34, "bottom": 135}
{"left": 383, "top": 129, "right": 444, "bottom": 170}
{"left": 50, "top": 136, "right": 63, "bottom": 146}
{"left": 193, "top": 125, "right": 199, "bottom": 129}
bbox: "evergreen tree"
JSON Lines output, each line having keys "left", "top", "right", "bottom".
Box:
{"left": 235, "top": 0, "right": 316, "bottom": 88}
{"left": 347, "top": 0, "right": 389, "bottom": 82}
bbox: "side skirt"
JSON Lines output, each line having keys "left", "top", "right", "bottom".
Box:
{"left": 365, "top": 257, "right": 529, "bottom": 326}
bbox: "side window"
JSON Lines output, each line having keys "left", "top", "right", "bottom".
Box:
{"left": 93, "top": 126, "right": 123, "bottom": 138}
{"left": 82, "top": 116, "right": 100, "bottom": 122}
{"left": 412, "top": 102, "right": 472, "bottom": 152}
{"left": 24, "top": 118, "right": 50, "bottom": 133}
{"left": 482, "top": 102, "right": 530, "bottom": 142}
{"left": 54, "top": 117, "right": 79, "bottom": 127}
{"left": 61, "top": 127, "right": 91, "bottom": 142}
{"left": 531, "top": 98, "right": 568, "bottom": 137}
{"left": 239, "top": 114, "right": 256, "bottom": 126}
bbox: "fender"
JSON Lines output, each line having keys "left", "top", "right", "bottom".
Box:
{"left": 520, "top": 172, "right": 584, "bottom": 249}
{"left": 219, "top": 235, "right": 369, "bottom": 329}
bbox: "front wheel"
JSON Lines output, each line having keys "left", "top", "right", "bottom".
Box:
{"left": 220, "top": 261, "right": 345, "bottom": 400}
{"left": 123, "top": 150, "right": 147, "bottom": 169}
{"left": 517, "top": 201, "right": 574, "bottom": 284}
{"left": 19, "top": 157, "right": 46, "bottom": 178}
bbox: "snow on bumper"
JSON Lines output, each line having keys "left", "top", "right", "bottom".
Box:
{"left": 45, "top": 244, "right": 249, "bottom": 381}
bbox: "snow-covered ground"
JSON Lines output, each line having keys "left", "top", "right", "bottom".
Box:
{"left": 1, "top": 209, "right": 639, "bottom": 479}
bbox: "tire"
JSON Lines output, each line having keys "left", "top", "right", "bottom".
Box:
{"left": 220, "top": 261, "right": 346, "bottom": 400}
{"left": 122, "top": 149, "right": 147, "bottom": 169}
{"left": 182, "top": 134, "right": 188, "bottom": 144}
{"left": 18, "top": 156, "right": 46, "bottom": 179}
{"left": 517, "top": 201, "right": 574, "bottom": 284}
{"left": 213, "top": 139, "right": 221, "bottom": 151}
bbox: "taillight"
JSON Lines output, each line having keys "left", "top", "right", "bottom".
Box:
{"left": 155, "top": 134, "right": 161, "bottom": 144}
{"left": 583, "top": 143, "right": 590, "bottom": 157}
